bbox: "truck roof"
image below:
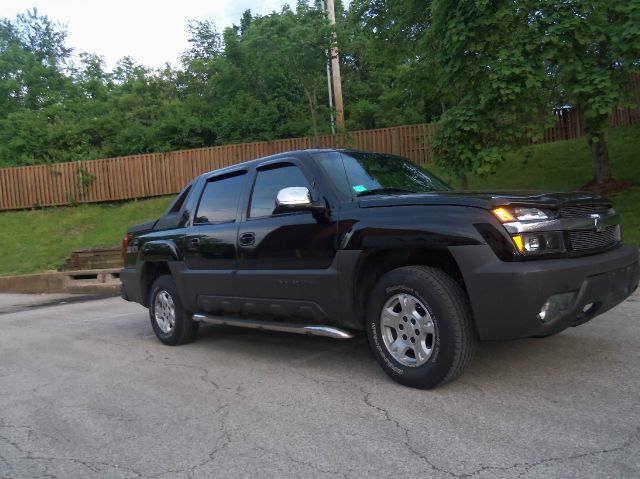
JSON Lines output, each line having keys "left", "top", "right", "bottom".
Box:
{"left": 193, "top": 148, "right": 357, "bottom": 180}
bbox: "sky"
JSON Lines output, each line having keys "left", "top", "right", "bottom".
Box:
{"left": 0, "top": 0, "right": 296, "bottom": 70}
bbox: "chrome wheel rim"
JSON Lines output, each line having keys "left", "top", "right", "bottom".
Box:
{"left": 380, "top": 293, "right": 436, "bottom": 367}
{"left": 154, "top": 290, "right": 176, "bottom": 334}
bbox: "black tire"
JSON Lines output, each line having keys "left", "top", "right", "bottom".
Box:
{"left": 149, "top": 275, "right": 199, "bottom": 346}
{"left": 365, "top": 266, "right": 477, "bottom": 389}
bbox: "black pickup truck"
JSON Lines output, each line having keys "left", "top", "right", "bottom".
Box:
{"left": 121, "top": 149, "right": 639, "bottom": 389}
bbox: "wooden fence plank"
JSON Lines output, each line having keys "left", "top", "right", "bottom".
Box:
{"left": 0, "top": 171, "right": 7, "bottom": 207}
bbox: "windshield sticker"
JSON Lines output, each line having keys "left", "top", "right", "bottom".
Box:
{"left": 353, "top": 185, "right": 367, "bottom": 193}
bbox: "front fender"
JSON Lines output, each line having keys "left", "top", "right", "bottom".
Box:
{"left": 340, "top": 205, "right": 488, "bottom": 250}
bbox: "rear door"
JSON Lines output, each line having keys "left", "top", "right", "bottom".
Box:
{"left": 235, "top": 160, "right": 340, "bottom": 322}
{"left": 181, "top": 170, "right": 248, "bottom": 313}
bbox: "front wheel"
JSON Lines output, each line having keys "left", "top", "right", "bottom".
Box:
{"left": 149, "top": 275, "right": 199, "bottom": 345}
{"left": 366, "top": 266, "right": 477, "bottom": 389}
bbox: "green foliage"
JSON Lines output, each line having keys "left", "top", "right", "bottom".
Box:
{"left": 203, "top": 4, "right": 334, "bottom": 144}
{"left": 0, "top": 5, "right": 334, "bottom": 166}
{"left": 340, "top": 0, "right": 438, "bottom": 129}
{"left": 263, "top": 6, "right": 329, "bottom": 141}
{"left": 430, "top": 0, "right": 553, "bottom": 177}
{"left": 430, "top": 0, "right": 640, "bottom": 181}
{"left": 0, "top": 9, "right": 82, "bottom": 165}
{"left": 537, "top": 1, "right": 640, "bottom": 135}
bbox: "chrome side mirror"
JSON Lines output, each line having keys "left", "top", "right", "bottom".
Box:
{"left": 275, "top": 187, "right": 325, "bottom": 213}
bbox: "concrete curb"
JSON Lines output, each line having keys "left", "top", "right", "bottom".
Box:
{"left": 0, "top": 269, "right": 121, "bottom": 295}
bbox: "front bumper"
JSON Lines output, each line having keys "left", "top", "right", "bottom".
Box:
{"left": 450, "top": 244, "right": 639, "bottom": 340}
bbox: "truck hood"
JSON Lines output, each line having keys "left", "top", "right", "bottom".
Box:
{"left": 357, "top": 190, "right": 611, "bottom": 210}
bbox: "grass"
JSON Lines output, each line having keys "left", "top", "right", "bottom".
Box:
{"left": 0, "top": 196, "right": 172, "bottom": 276}
{"left": 0, "top": 123, "right": 638, "bottom": 276}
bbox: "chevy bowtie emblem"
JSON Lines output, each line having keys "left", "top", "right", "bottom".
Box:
{"left": 591, "top": 214, "right": 605, "bottom": 232}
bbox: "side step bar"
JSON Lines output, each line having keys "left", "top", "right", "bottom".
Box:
{"left": 192, "top": 313, "right": 354, "bottom": 339}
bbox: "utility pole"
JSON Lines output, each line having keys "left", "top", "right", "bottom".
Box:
{"left": 326, "top": 0, "right": 345, "bottom": 131}
{"left": 320, "top": 0, "right": 335, "bottom": 135}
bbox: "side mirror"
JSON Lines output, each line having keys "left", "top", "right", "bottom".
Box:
{"left": 275, "top": 187, "right": 325, "bottom": 213}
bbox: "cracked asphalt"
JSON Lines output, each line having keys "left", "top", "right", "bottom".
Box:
{"left": 0, "top": 290, "right": 639, "bottom": 479}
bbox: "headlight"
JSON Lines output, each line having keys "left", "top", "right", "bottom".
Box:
{"left": 492, "top": 207, "right": 564, "bottom": 255}
{"left": 492, "top": 207, "right": 550, "bottom": 222}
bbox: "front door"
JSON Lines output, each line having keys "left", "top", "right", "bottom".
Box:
{"left": 236, "top": 161, "right": 339, "bottom": 322}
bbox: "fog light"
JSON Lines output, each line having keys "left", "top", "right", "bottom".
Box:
{"left": 511, "top": 231, "right": 565, "bottom": 255}
{"left": 537, "top": 292, "right": 575, "bottom": 323}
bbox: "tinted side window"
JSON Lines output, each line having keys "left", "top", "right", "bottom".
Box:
{"left": 249, "top": 165, "right": 311, "bottom": 218}
{"left": 195, "top": 173, "right": 246, "bottom": 224}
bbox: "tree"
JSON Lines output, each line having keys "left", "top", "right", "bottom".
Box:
{"left": 178, "top": 5, "right": 332, "bottom": 146}
{"left": 238, "top": 4, "right": 333, "bottom": 144}
{"left": 0, "top": 9, "right": 71, "bottom": 112}
{"left": 430, "top": 0, "right": 550, "bottom": 180}
{"left": 535, "top": 0, "right": 640, "bottom": 184}
{"left": 340, "top": 0, "right": 438, "bottom": 130}
{"left": 0, "top": 9, "right": 83, "bottom": 165}
{"left": 184, "top": 19, "right": 222, "bottom": 61}
{"left": 430, "top": 0, "right": 640, "bottom": 184}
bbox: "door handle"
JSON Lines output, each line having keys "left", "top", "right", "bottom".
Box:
{"left": 239, "top": 232, "right": 255, "bottom": 246}
{"left": 187, "top": 237, "right": 200, "bottom": 250}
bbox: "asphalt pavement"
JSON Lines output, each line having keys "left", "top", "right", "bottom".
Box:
{"left": 0, "top": 290, "right": 639, "bottom": 478}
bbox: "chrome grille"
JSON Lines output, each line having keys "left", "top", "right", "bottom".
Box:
{"left": 559, "top": 204, "right": 610, "bottom": 218}
{"left": 568, "top": 226, "right": 618, "bottom": 250}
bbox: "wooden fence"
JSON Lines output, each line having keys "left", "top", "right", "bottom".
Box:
{"left": 1, "top": 89, "right": 639, "bottom": 211}
{"left": 0, "top": 123, "right": 436, "bottom": 211}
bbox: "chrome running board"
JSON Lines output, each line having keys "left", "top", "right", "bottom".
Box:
{"left": 192, "top": 313, "right": 354, "bottom": 339}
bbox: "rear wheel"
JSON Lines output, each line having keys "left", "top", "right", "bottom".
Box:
{"left": 366, "top": 266, "right": 477, "bottom": 389}
{"left": 149, "top": 275, "right": 199, "bottom": 345}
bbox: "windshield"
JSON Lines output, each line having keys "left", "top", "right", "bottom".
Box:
{"left": 316, "top": 151, "right": 451, "bottom": 198}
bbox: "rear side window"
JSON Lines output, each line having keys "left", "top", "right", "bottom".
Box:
{"left": 168, "top": 184, "right": 192, "bottom": 214}
{"left": 249, "top": 164, "right": 311, "bottom": 218}
{"left": 195, "top": 172, "right": 246, "bottom": 224}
